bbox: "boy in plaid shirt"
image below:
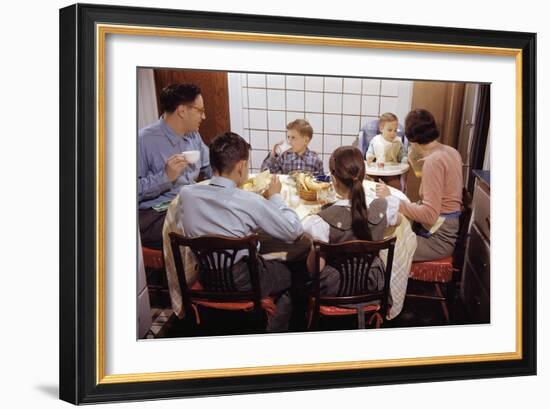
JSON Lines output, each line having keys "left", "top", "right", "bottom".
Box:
{"left": 261, "top": 119, "right": 324, "bottom": 175}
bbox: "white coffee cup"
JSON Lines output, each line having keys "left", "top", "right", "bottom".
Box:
{"left": 181, "top": 150, "right": 200, "bottom": 164}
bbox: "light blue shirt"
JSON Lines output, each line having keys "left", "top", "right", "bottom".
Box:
{"left": 177, "top": 176, "right": 303, "bottom": 261}
{"left": 138, "top": 119, "right": 212, "bottom": 209}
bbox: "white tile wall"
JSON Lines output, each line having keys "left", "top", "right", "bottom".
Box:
{"left": 342, "top": 94, "right": 361, "bottom": 115}
{"left": 324, "top": 114, "right": 341, "bottom": 134}
{"left": 361, "top": 116, "right": 379, "bottom": 130}
{"left": 267, "top": 89, "right": 285, "bottom": 110}
{"left": 247, "top": 73, "right": 266, "bottom": 88}
{"left": 342, "top": 115, "right": 360, "bottom": 135}
{"left": 324, "top": 93, "right": 342, "bottom": 114}
{"left": 381, "top": 80, "right": 399, "bottom": 96}
{"left": 287, "top": 112, "right": 306, "bottom": 123}
{"left": 266, "top": 74, "right": 285, "bottom": 89}
{"left": 361, "top": 95, "right": 380, "bottom": 116}
{"left": 239, "top": 73, "right": 411, "bottom": 171}
{"left": 286, "top": 75, "right": 305, "bottom": 90}
{"left": 363, "top": 79, "right": 381, "bottom": 95}
{"left": 322, "top": 154, "right": 331, "bottom": 173}
{"left": 267, "top": 110, "right": 286, "bottom": 131}
{"left": 380, "top": 97, "right": 399, "bottom": 115}
{"left": 305, "top": 92, "right": 323, "bottom": 113}
{"left": 286, "top": 90, "right": 305, "bottom": 112}
{"left": 241, "top": 128, "right": 250, "bottom": 142}
{"left": 309, "top": 133, "right": 323, "bottom": 153}
{"left": 324, "top": 77, "right": 343, "bottom": 92}
{"left": 250, "top": 149, "right": 269, "bottom": 169}
{"left": 342, "top": 135, "right": 358, "bottom": 146}
{"left": 248, "top": 88, "right": 267, "bottom": 109}
{"left": 249, "top": 109, "right": 267, "bottom": 129}
{"left": 268, "top": 131, "right": 286, "bottom": 148}
{"left": 305, "top": 76, "right": 323, "bottom": 91}
{"left": 343, "top": 78, "right": 362, "bottom": 94}
{"left": 250, "top": 130, "right": 268, "bottom": 150}
{"left": 242, "top": 109, "right": 249, "bottom": 128}
{"left": 305, "top": 113, "right": 323, "bottom": 134}
{"left": 324, "top": 134, "right": 342, "bottom": 153}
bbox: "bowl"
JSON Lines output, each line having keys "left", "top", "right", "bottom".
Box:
{"left": 315, "top": 175, "right": 331, "bottom": 183}
{"left": 182, "top": 150, "right": 200, "bottom": 164}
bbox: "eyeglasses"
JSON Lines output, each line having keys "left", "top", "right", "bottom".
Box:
{"left": 188, "top": 105, "right": 206, "bottom": 115}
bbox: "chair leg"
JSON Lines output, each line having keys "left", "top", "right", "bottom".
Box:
{"left": 446, "top": 281, "right": 456, "bottom": 324}
{"left": 434, "top": 284, "right": 450, "bottom": 323}
{"left": 357, "top": 308, "right": 366, "bottom": 329}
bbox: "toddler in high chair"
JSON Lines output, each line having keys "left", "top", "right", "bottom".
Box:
{"left": 365, "top": 112, "right": 407, "bottom": 190}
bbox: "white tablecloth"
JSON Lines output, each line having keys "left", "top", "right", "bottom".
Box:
{"left": 161, "top": 176, "right": 416, "bottom": 320}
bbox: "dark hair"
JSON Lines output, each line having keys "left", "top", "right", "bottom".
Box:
{"left": 329, "top": 146, "right": 371, "bottom": 241}
{"left": 209, "top": 132, "right": 251, "bottom": 174}
{"left": 159, "top": 83, "right": 201, "bottom": 113}
{"left": 405, "top": 109, "right": 440, "bottom": 144}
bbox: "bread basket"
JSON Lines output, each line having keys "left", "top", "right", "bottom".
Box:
{"left": 298, "top": 187, "right": 318, "bottom": 202}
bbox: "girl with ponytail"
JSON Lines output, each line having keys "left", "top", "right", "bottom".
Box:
{"left": 302, "top": 146, "right": 400, "bottom": 296}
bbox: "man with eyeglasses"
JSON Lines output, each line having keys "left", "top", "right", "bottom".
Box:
{"left": 138, "top": 83, "right": 212, "bottom": 250}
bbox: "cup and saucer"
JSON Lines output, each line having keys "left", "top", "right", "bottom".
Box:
{"left": 181, "top": 150, "right": 200, "bottom": 164}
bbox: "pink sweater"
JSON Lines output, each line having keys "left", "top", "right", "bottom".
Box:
{"left": 400, "top": 144, "right": 463, "bottom": 227}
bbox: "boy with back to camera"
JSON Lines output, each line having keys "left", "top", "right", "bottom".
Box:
{"left": 177, "top": 132, "right": 304, "bottom": 332}
{"left": 261, "top": 119, "right": 324, "bottom": 175}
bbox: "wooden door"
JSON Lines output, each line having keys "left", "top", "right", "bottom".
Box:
{"left": 153, "top": 69, "right": 230, "bottom": 145}
{"left": 406, "top": 81, "right": 465, "bottom": 201}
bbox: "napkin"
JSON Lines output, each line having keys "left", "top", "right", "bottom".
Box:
{"left": 152, "top": 200, "right": 172, "bottom": 212}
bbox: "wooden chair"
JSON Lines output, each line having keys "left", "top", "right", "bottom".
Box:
{"left": 169, "top": 232, "right": 274, "bottom": 332}
{"left": 307, "top": 237, "right": 397, "bottom": 330}
{"left": 406, "top": 189, "right": 473, "bottom": 323}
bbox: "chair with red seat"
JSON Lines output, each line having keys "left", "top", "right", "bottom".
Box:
{"left": 306, "top": 237, "right": 396, "bottom": 330}
{"left": 406, "top": 189, "right": 472, "bottom": 323}
{"left": 169, "top": 232, "right": 275, "bottom": 332}
{"left": 141, "top": 246, "right": 171, "bottom": 308}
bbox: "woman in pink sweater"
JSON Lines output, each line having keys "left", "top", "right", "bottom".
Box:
{"left": 376, "top": 109, "right": 463, "bottom": 261}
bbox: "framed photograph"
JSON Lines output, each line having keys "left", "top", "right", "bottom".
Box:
{"left": 59, "top": 3, "right": 536, "bottom": 404}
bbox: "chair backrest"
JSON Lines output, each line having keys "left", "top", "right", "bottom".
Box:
{"left": 311, "top": 237, "right": 397, "bottom": 316}
{"left": 169, "top": 232, "right": 263, "bottom": 316}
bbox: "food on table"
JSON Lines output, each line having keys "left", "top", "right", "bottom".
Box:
{"left": 292, "top": 172, "right": 330, "bottom": 201}
{"left": 241, "top": 170, "right": 271, "bottom": 194}
{"left": 296, "top": 172, "right": 330, "bottom": 191}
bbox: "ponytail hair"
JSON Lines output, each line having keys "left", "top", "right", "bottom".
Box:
{"left": 329, "top": 146, "right": 372, "bottom": 241}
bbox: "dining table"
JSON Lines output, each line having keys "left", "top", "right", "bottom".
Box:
{"left": 160, "top": 174, "right": 417, "bottom": 321}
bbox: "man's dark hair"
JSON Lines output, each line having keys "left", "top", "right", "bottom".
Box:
{"left": 209, "top": 132, "right": 251, "bottom": 174}
{"left": 159, "top": 83, "right": 201, "bottom": 113}
{"left": 405, "top": 109, "right": 440, "bottom": 145}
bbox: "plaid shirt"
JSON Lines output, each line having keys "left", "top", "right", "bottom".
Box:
{"left": 260, "top": 148, "right": 324, "bottom": 175}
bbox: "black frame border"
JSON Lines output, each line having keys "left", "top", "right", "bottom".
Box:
{"left": 59, "top": 3, "right": 536, "bottom": 404}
